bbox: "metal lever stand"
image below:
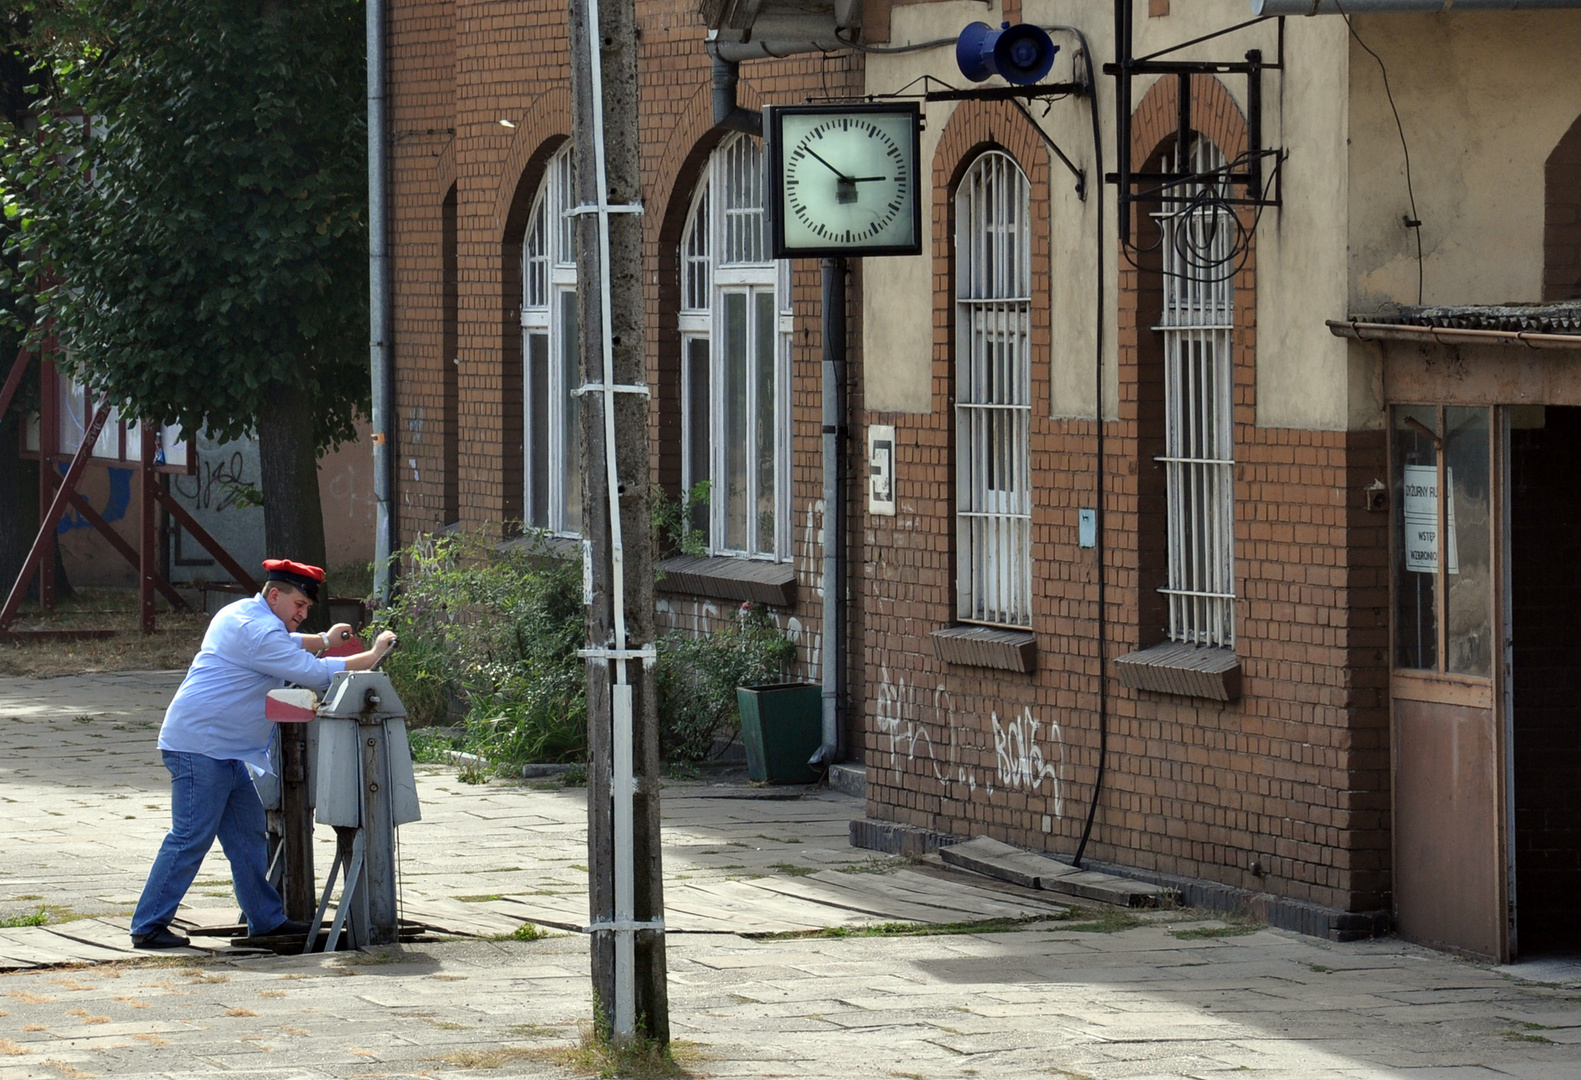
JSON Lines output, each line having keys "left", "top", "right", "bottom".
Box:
{"left": 301, "top": 671, "right": 418, "bottom": 952}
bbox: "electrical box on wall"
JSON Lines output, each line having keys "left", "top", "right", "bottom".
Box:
{"left": 868, "top": 424, "right": 896, "bottom": 516}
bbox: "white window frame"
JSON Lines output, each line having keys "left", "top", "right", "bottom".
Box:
{"left": 678, "top": 134, "right": 792, "bottom": 561}
{"left": 521, "top": 144, "right": 581, "bottom": 536}
{"left": 954, "top": 151, "right": 1033, "bottom": 629}
{"left": 1154, "top": 134, "right": 1235, "bottom": 648}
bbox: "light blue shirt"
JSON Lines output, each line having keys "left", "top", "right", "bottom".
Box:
{"left": 158, "top": 593, "right": 347, "bottom": 774}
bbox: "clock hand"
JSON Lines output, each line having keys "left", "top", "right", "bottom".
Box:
{"left": 849, "top": 176, "right": 889, "bottom": 183}
{"left": 804, "top": 147, "right": 853, "bottom": 181}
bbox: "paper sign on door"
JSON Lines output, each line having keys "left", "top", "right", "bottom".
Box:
{"left": 1402, "top": 464, "right": 1459, "bottom": 575}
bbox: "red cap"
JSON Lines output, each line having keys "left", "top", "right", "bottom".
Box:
{"left": 262, "top": 559, "right": 326, "bottom": 600}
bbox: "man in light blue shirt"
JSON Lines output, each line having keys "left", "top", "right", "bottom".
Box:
{"left": 130, "top": 559, "right": 397, "bottom": 949}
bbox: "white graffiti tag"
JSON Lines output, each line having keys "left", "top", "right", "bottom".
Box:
{"left": 991, "top": 708, "right": 1064, "bottom": 816}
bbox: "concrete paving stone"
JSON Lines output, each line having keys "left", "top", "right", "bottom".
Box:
{"left": 10, "top": 675, "right": 1581, "bottom": 1078}
{"left": 1486, "top": 1063, "right": 1581, "bottom": 1079}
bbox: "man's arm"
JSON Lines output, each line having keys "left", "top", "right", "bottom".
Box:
{"left": 340, "top": 630, "right": 399, "bottom": 672}
{"left": 294, "top": 624, "right": 355, "bottom": 654}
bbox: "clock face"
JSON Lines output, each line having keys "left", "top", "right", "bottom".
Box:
{"left": 768, "top": 104, "right": 922, "bottom": 259}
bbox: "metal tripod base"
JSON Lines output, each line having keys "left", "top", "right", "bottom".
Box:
{"left": 303, "top": 827, "right": 367, "bottom": 954}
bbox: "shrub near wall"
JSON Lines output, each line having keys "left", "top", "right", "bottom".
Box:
{"left": 381, "top": 529, "right": 796, "bottom": 770}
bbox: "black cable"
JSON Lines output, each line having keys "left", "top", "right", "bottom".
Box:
{"left": 1048, "top": 24, "right": 1106, "bottom": 871}
{"left": 834, "top": 28, "right": 957, "bottom": 55}
{"left": 1336, "top": 1, "right": 1422, "bottom": 305}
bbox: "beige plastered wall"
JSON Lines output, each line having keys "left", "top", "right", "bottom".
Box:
{"left": 1345, "top": 12, "right": 1581, "bottom": 423}
{"left": 1347, "top": 12, "right": 1581, "bottom": 314}
{"left": 861, "top": 1, "right": 1360, "bottom": 431}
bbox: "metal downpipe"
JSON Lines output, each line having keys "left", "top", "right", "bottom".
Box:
{"left": 710, "top": 56, "right": 762, "bottom": 137}
{"left": 819, "top": 258, "right": 848, "bottom": 765}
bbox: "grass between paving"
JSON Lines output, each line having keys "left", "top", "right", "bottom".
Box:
{"left": 0, "top": 588, "right": 210, "bottom": 677}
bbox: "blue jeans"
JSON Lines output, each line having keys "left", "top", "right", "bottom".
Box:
{"left": 131, "top": 751, "right": 287, "bottom": 937}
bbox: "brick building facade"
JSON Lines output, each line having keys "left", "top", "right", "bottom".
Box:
{"left": 385, "top": 1, "right": 1581, "bottom": 961}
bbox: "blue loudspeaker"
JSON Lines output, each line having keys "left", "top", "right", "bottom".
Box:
{"left": 956, "top": 21, "right": 1058, "bottom": 86}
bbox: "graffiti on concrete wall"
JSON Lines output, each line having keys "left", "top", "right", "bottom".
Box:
{"left": 56, "top": 465, "right": 131, "bottom": 534}
{"left": 171, "top": 450, "right": 258, "bottom": 514}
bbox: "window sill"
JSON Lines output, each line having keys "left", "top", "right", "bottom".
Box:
{"left": 931, "top": 625, "right": 1037, "bottom": 674}
{"left": 654, "top": 555, "right": 797, "bottom": 608}
{"left": 1115, "top": 641, "right": 1241, "bottom": 702}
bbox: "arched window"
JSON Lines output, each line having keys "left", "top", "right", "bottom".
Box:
{"left": 954, "top": 150, "right": 1032, "bottom": 628}
{"left": 677, "top": 134, "right": 792, "bottom": 559}
{"left": 1157, "top": 134, "right": 1235, "bottom": 647}
{"left": 522, "top": 144, "right": 580, "bottom": 534}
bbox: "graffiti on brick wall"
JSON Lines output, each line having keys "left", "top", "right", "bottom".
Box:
{"left": 875, "top": 664, "right": 1064, "bottom": 814}
{"left": 992, "top": 708, "right": 1064, "bottom": 815}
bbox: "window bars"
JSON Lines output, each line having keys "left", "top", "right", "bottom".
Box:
{"left": 521, "top": 143, "right": 582, "bottom": 535}
{"left": 955, "top": 151, "right": 1033, "bottom": 629}
{"left": 1156, "top": 135, "right": 1235, "bottom": 648}
{"left": 677, "top": 134, "right": 790, "bottom": 560}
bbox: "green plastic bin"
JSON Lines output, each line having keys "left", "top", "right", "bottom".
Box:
{"left": 735, "top": 682, "right": 823, "bottom": 784}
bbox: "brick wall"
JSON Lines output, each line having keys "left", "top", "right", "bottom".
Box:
{"left": 388, "top": 0, "right": 867, "bottom": 751}
{"left": 856, "top": 75, "right": 1391, "bottom": 916}
{"left": 389, "top": 8, "right": 1393, "bottom": 915}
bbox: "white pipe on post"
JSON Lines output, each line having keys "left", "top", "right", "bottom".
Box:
{"left": 368, "top": 0, "right": 393, "bottom": 604}
{"left": 581, "top": 0, "right": 637, "bottom": 1038}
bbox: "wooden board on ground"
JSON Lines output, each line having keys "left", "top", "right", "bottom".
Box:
{"left": 939, "top": 836, "right": 1178, "bottom": 907}
{"left": 744, "top": 868, "right": 1067, "bottom": 926}
{"left": 29, "top": 917, "right": 139, "bottom": 955}
{"left": 483, "top": 892, "right": 589, "bottom": 933}
{"left": 0, "top": 924, "right": 137, "bottom": 967}
{"left": 401, "top": 894, "right": 528, "bottom": 938}
{"left": 664, "top": 880, "right": 878, "bottom": 934}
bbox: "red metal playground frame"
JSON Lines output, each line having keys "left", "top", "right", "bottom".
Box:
{"left": 0, "top": 338, "right": 257, "bottom": 639}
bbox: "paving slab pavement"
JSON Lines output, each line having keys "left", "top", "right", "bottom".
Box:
{"left": 4, "top": 673, "right": 1581, "bottom": 1078}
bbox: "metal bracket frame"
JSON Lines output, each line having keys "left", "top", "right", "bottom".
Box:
{"left": 1104, "top": 2, "right": 1286, "bottom": 242}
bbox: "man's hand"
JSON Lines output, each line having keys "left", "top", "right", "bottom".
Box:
{"left": 326, "top": 623, "right": 355, "bottom": 646}
{"left": 342, "top": 630, "right": 400, "bottom": 672}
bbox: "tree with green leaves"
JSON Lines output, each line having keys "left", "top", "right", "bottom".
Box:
{"left": 0, "top": 2, "right": 77, "bottom": 601}
{"left": 1, "top": 0, "right": 368, "bottom": 581}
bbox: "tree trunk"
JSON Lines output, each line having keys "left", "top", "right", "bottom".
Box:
{"left": 0, "top": 413, "right": 75, "bottom": 607}
{"left": 0, "top": 411, "right": 26, "bottom": 592}
{"left": 257, "top": 380, "right": 327, "bottom": 623}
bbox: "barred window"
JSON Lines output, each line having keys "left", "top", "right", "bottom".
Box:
{"left": 1156, "top": 134, "right": 1235, "bottom": 647}
{"left": 954, "top": 151, "right": 1032, "bottom": 628}
{"left": 521, "top": 143, "right": 581, "bottom": 535}
{"left": 677, "top": 133, "right": 791, "bottom": 560}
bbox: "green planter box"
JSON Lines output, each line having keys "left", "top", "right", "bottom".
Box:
{"left": 735, "top": 682, "right": 823, "bottom": 784}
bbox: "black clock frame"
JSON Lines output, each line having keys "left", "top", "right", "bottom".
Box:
{"left": 766, "top": 102, "right": 924, "bottom": 260}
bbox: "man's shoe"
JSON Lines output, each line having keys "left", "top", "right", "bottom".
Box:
{"left": 130, "top": 927, "right": 190, "bottom": 950}
{"left": 261, "top": 918, "right": 312, "bottom": 937}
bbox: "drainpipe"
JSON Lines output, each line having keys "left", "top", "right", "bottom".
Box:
{"left": 710, "top": 55, "right": 762, "bottom": 137}
{"left": 818, "top": 258, "right": 848, "bottom": 766}
{"left": 368, "top": 0, "right": 394, "bottom": 603}
{"left": 708, "top": 49, "right": 843, "bottom": 764}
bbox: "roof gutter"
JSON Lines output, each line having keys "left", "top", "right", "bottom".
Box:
{"left": 1327, "top": 319, "right": 1581, "bottom": 350}
{"left": 1255, "top": 0, "right": 1581, "bottom": 13}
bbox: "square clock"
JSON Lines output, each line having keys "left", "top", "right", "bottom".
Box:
{"left": 766, "top": 102, "right": 922, "bottom": 259}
